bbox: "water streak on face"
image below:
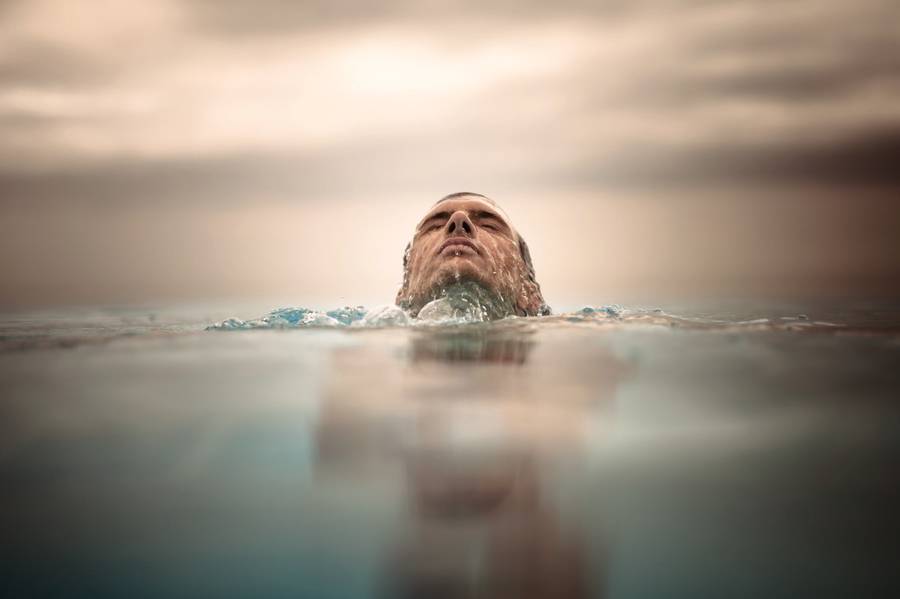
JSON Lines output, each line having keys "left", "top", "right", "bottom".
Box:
{"left": 396, "top": 193, "right": 548, "bottom": 318}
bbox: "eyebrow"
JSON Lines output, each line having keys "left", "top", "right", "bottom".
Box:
{"left": 474, "top": 210, "right": 502, "bottom": 221}
{"left": 473, "top": 210, "right": 511, "bottom": 229}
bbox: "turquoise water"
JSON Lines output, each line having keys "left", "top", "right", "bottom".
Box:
{"left": 204, "top": 303, "right": 846, "bottom": 331}
{"left": 1, "top": 301, "right": 899, "bottom": 597}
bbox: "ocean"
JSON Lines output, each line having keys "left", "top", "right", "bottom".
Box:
{"left": 1, "top": 300, "right": 899, "bottom": 598}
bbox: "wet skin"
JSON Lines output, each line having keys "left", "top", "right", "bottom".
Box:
{"left": 396, "top": 195, "right": 545, "bottom": 318}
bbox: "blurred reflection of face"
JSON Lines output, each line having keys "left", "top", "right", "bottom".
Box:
{"left": 396, "top": 194, "right": 546, "bottom": 318}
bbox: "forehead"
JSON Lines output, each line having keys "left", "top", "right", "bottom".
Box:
{"left": 418, "top": 196, "right": 512, "bottom": 227}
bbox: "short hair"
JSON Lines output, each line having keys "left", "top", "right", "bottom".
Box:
{"left": 435, "top": 192, "right": 495, "bottom": 206}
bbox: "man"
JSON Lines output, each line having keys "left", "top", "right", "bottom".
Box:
{"left": 396, "top": 192, "right": 550, "bottom": 319}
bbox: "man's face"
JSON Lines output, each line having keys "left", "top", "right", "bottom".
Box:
{"left": 397, "top": 195, "right": 542, "bottom": 317}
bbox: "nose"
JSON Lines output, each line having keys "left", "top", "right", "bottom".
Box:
{"left": 445, "top": 211, "right": 474, "bottom": 236}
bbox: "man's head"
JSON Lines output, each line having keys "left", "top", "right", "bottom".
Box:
{"left": 396, "top": 192, "right": 549, "bottom": 318}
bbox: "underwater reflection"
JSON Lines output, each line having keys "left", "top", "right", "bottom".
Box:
{"left": 409, "top": 326, "right": 536, "bottom": 364}
{"left": 384, "top": 452, "right": 589, "bottom": 599}
{"left": 314, "top": 328, "right": 627, "bottom": 598}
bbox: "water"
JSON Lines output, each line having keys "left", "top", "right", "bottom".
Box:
{"left": 1, "top": 301, "right": 899, "bottom": 598}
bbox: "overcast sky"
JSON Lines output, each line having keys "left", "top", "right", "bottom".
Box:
{"left": 1, "top": 0, "right": 898, "bottom": 309}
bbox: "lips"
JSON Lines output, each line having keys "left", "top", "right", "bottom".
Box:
{"left": 438, "top": 237, "right": 480, "bottom": 256}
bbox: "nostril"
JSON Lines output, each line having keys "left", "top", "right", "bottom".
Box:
{"left": 446, "top": 212, "right": 473, "bottom": 236}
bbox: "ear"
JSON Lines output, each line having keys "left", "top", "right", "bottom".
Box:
{"left": 395, "top": 242, "right": 412, "bottom": 308}
{"left": 518, "top": 234, "right": 537, "bottom": 282}
{"left": 516, "top": 235, "right": 551, "bottom": 316}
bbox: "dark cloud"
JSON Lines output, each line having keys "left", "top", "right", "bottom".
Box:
{"left": 0, "top": 0, "right": 23, "bottom": 15}
{"left": 695, "top": 61, "right": 900, "bottom": 102}
{"left": 677, "top": 23, "right": 900, "bottom": 104}
{"left": 0, "top": 152, "right": 310, "bottom": 208}
{"left": 567, "top": 128, "right": 900, "bottom": 189}
{"left": 0, "top": 144, "right": 452, "bottom": 208}
{"left": 182, "top": 0, "right": 900, "bottom": 50}
{"left": 3, "top": 124, "right": 898, "bottom": 215}
{"left": 0, "top": 111, "right": 65, "bottom": 131}
{"left": 692, "top": 1, "right": 899, "bottom": 52}
{"left": 1, "top": 0, "right": 898, "bottom": 196}
{"left": 607, "top": 56, "right": 900, "bottom": 108}
{"left": 726, "top": 129, "right": 900, "bottom": 187}
{"left": 183, "top": 0, "right": 636, "bottom": 37}
{"left": 553, "top": 7, "right": 900, "bottom": 108}
{"left": 1, "top": 0, "right": 898, "bottom": 307}
{"left": 0, "top": 41, "right": 118, "bottom": 89}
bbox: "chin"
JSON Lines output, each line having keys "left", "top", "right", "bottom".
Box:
{"left": 429, "top": 259, "right": 488, "bottom": 289}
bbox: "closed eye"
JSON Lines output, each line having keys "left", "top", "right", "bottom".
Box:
{"left": 474, "top": 211, "right": 508, "bottom": 234}
{"left": 417, "top": 211, "right": 450, "bottom": 234}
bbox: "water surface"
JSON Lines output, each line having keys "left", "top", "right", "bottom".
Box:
{"left": 1, "top": 302, "right": 899, "bottom": 598}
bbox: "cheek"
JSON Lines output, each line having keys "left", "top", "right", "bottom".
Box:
{"left": 408, "top": 251, "right": 425, "bottom": 275}
{"left": 488, "top": 240, "right": 522, "bottom": 270}
{"left": 407, "top": 244, "right": 435, "bottom": 281}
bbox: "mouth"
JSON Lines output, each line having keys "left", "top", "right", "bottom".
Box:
{"left": 438, "top": 237, "right": 480, "bottom": 257}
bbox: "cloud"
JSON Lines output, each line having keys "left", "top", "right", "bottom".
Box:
{"left": 0, "top": 41, "right": 118, "bottom": 89}
{"left": 563, "top": 127, "right": 900, "bottom": 189}
{"left": 3, "top": 123, "right": 898, "bottom": 222}
{"left": 0, "top": 0, "right": 898, "bottom": 195}
{"left": 183, "top": 0, "right": 635, "bottom": 37}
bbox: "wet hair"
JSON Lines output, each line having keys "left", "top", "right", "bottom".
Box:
{"left": 517, "top": 234, "right": 552, "bottom": 316}
{"left": 435, "top": 191, "right": 492, "bottom": 205}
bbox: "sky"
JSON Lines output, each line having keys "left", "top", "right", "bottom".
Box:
{"left": 1, "top": 0, "right": 898, "bottom": 310}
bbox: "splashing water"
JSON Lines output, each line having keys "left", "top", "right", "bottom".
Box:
{"left": 209, "top": 282, "right": 518, "bottom": 330}
{"left": 209, "top": 305, "right": 369, "bottom": 329}
{"left": 207, "top": 301, "right": 847, "bottom": 332}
